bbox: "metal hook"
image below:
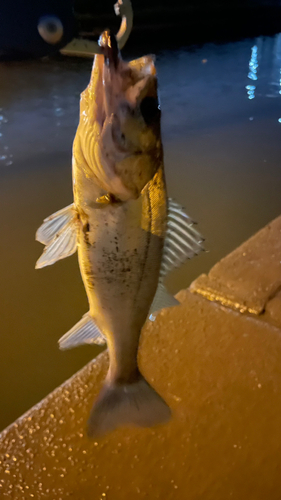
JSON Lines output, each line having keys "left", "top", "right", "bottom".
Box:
{"left": 60, "top": 0, "right": 133, "bottom": 58}
{"left": 114, "top": 0, "right": 133, "bottom": 50}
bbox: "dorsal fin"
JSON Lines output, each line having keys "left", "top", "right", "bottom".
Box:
{"left": 159, "top": 199, "right": 205, "bottom": 280}
{"left": 148, "top": 283, "right": 179, "bottom": 321}
{"left": 148, "top": 199, "right": 204, "bottom": 322}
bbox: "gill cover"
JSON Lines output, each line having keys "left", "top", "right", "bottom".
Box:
{"left": 75, "top": 31, "right": 163, "bottom": 201}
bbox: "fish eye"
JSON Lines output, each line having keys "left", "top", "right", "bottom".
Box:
{"left": 37, "top": 16, "right": 64, "bottom": 45}
{"left": 140, "top": 96, "right": 160, "bottom": 125}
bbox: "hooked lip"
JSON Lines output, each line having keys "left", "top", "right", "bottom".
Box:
{"left": 98, "top": 30, "right": 122, "bottom": 130}
{"left": 99, "top": 30, "right": 120, "bottom": 70}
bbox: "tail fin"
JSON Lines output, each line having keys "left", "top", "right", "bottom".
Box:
{"left": 87, "top": 375, "right": 171, "bottom": 438}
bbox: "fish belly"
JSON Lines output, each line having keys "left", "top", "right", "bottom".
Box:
{"left": 76, "top": 167, "right": 167, "bottom": 378}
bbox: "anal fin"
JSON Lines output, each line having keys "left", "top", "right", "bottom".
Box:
{"left": 59, "top": 313, "right": 106, "bottom": 350}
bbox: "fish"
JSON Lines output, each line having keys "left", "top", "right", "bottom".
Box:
{"left": 35, "top": 31, "right": 204, "bottom": 437}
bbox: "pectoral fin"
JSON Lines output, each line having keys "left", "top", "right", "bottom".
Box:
{"left": 59, "top": 313, "right": 106, "bottom": 350}
{"left": 36, "top": 204, "right": 75, "bottom": 245}
{"left": 35, "top": 204, "right": 77, "bottom": 269}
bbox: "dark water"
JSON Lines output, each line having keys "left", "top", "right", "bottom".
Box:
{"left": 0, "top": 34, "right": 281, "bottom": 431}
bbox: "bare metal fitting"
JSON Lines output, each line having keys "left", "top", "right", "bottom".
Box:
{"left": 60, "top": 0, "right": 133, "bottom": 58}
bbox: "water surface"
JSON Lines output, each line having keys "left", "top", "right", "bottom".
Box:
{"left": 0, "top": 34, "right": 281, "bottom": 430}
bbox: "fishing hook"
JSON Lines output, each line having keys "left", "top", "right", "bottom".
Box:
{"left": 60, "top": 0, "right": 133, "bottom": 58}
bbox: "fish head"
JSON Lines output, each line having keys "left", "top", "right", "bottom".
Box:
{"left": 76, "top": 31, "right": 163, "bottom": 201}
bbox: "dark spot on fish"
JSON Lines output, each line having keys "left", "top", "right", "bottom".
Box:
{"left": 116, "top": 246, "right": 119, "bottom": 252}
{"left": 83, "top": 222, "right": 90, "bottom": 246}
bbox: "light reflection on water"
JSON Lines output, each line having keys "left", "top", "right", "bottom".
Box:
{"left": 0, "top": 34, "right": 281, "bottom": 430}
{"left": 245, "top": 34, "right": 281, "bottom": 103}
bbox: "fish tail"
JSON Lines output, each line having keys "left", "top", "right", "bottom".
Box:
{"left": 87, "top": 374, "right": 171, "bottom": 438}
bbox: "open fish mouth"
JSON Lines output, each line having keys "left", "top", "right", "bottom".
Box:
{"left": 100, "top": 30, "right": 120, "bottom": 71}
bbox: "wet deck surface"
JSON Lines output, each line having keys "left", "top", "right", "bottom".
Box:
{"left": 0, "top": 33, "right": 281, "bottom": 430}
{"left": 1, "top": 216, "right": 281, "bottom": 499}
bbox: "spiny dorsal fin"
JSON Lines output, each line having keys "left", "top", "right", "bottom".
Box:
{"left": 35, "top": 204, "right": 77, "bottom": 269}
{"left": 148, "top": 199, "right": 204, "bottom": 322}
{"left": 159, "top": 198, "right": 205, "bottom": 280}
{"left": 59, "top": 313, "right": 106, "bottom": 350}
